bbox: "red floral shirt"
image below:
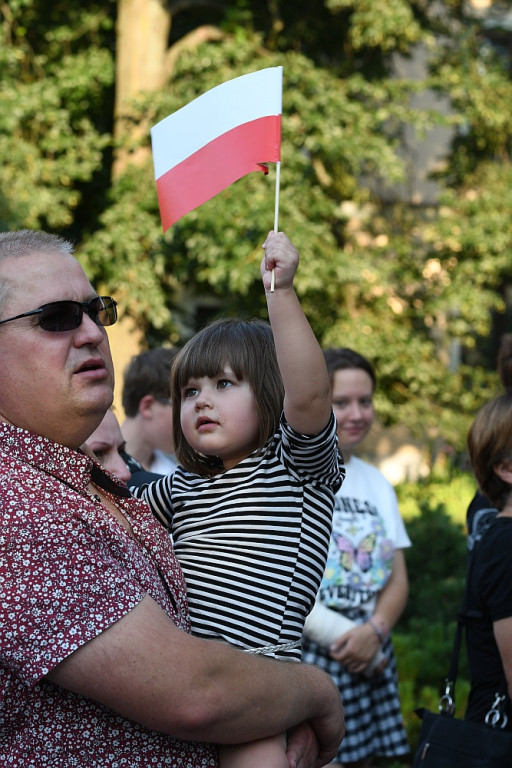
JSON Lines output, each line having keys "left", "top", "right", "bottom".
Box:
{"left": 0, "top": 423, "right": 217, "bottom": 767}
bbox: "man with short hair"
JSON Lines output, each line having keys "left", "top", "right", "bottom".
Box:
{"left": 121, "top": 346, "right": 178, "bottom": 475}
{"left": 0, "top": 229, "right": 345, "bottom": 767}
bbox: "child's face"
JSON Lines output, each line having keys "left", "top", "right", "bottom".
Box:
{"left": 180, "top": 364, "right": 260, "bottom": 470}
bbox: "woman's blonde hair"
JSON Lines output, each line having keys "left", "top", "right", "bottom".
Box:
{"left": 467, "top": 389, "right": 512, "bottom": 510}
{"left": 171, "top": 317, "right": 285, "bottom": 475}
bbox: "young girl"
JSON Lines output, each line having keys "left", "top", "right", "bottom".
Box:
{"left": 132, "top": 231, "right": 344, "bottom": 767}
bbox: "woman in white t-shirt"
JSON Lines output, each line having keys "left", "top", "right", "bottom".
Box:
{"left": 302, "top": 348, "right": 411, "bottom": 767}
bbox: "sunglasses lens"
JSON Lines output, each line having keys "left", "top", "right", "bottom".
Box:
{"left": 39, "top": 302, "right": 81, "bottom": 332}
{"left": 92, "top": 297, "right": 117, "bottom": 327}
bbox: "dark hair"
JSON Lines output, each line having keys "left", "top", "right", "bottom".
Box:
{"left": 497, "top": 333, "right": 512, "bottom": 388}
{"left": 323, "top": 347, "right": 376, "bottom": 390}
{"left": 171, "top": 317, "right": 284, "bottom": 475}
{"left": 122, "top": 347, "right": 178, "bottom": 417}
{"left": 467, "top": 389, "right": 512, "bottom": 510}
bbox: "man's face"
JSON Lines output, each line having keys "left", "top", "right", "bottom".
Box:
{"left": 0, "top": 250, "right": 115, "bottom": 448}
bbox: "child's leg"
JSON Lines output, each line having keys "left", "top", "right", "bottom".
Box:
{"left": 219, "top": 733, "right": 288, "bottom": 768}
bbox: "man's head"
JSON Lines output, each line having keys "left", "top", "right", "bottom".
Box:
{"left": 121, "top": 347, "right": 178, "bottom": 461}
{"left": 0, "top": 230, "right": 116, "bottom": 448}
{"left": 85, "top": 409, "right": 131, "bottom": 484}
{"left": 122, "top": 347, "right": 178, "bottom": 416}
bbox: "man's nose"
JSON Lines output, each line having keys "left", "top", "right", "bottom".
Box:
{"left": 74, "top": 311, "right": 106, "bottom": 346}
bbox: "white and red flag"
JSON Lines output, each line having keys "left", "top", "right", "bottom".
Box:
{"left": 151, "top": 67, "right": 283, "bottom": 232}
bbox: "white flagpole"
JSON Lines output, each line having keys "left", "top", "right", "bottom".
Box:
{"left": 270, "top": 160, "right": 281, "bottom": 293}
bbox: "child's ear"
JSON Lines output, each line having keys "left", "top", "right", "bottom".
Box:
{"left": 493, "top": 459, "right": 512, "bottom": 484}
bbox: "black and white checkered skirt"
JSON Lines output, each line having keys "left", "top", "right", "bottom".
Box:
{"left": 302, "top": 619, "right": 410, "bottom": 763}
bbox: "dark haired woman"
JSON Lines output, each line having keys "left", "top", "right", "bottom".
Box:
{"left": 464, "top": 391, "right": 512, "bottom": 728}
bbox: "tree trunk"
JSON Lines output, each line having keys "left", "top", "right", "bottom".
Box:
{"left": 113, "top": 0, "right": 171, "bottom": 178}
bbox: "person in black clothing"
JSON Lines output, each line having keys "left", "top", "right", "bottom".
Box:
{"left": 464, "top": 391, "right": 512, "bottom": 727}
{"left": 466, "top": 333, "right": 512, "bottom": 549}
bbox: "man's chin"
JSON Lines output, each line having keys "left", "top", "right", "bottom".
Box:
{"left": 79, "top": 384, "right": 114, "bottom": 415}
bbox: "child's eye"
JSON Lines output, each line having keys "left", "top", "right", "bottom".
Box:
{"left": 184, "top": 387, "right": 198, "bottom": 399}
{"left": 217, "top": 379, "right": 233, "bottom": 390}
{"left": 332, "top": 399, "right": 347, "bottom": 409}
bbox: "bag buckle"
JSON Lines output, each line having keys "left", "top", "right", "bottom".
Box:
{"left": 485, "top": 693, "right": 508, "bottom": 729}
{"left": 439, "top": 679, "right": 455, "bottom": 715}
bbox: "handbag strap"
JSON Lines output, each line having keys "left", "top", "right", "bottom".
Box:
{"left": 440, "top": 542, "right": 509, "bottom": 726}
{"left": 438, "top": 548, "right": 475, "bottom": 715}
{"left": 439, "top": 619, "right": 463, "bottom": 715}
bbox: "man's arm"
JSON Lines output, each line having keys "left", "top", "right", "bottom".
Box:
{"left": 262, "top": 231, "right": 332, "bottom": 436}
{"left": 47, "top": 594, "right": 344, "bottom": 757}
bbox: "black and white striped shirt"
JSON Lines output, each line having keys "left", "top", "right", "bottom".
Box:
{"left": 132, "top": 412, "right": 343, "bottom": 660}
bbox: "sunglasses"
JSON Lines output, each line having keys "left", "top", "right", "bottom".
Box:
{"left": 0, "top": 296, "right": 117, "bottom": 333}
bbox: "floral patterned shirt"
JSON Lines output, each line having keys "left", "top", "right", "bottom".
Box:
{"left": 0, "top": 423, "right": 217, "bottom": 767}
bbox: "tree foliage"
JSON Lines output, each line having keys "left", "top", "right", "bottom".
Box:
{"left": 1, "top": 0, "right": 511, "bottom": 450}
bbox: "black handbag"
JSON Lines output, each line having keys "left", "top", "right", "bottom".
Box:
{"left": 413, "top": 703, "right": 512, "bottom": 767}
{"left": 413, "top": 582, "right": 512, "bottom": 767}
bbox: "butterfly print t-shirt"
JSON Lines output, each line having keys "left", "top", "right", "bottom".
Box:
{"left": 318, "top": 454, "right": 411, "bottom": 614}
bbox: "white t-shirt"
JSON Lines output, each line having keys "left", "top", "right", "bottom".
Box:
{"left": 318, "top": 454, "right": 411, "bottom": 614}
{"left": 149, "top": 450, "right": 177, "bottom": 476}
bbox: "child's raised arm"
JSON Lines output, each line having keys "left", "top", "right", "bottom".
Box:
{"left": 261, "top": 230, "right": 332, "bottom": 436}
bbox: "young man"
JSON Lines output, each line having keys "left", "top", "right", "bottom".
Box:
{"left": 121, "top": 347, "right": 178, "bottom": 475}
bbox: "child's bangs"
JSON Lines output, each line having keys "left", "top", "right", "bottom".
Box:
{"left": 177, "top": 325, "right": 248, "bottom": 386}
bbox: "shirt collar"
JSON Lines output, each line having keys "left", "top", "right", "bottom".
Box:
{"left": 0, "top": 422, "right": 93, "bottom": 494}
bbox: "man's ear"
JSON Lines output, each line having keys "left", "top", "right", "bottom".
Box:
{"left": 138, "top": 394, "right": 157, "bottom": 419}
{"left": 494, "top": 459, "right": 512, "bottom": 484}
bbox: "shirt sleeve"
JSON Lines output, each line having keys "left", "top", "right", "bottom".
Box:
{"left": 280, "top": 410, "right": 344, "bottom": 494}
{"left": 384, "top": 482, "right": 412, "bottom": 549}
{"left": 130, "top": 474, "right": 174, "bottom": 529}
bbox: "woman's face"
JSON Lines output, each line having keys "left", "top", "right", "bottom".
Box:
{"left": 331, "top": 367, "right": 374, "bottom": 458}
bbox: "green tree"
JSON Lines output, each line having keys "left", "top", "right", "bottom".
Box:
{"left": 0, "top": 1, "right": 115, "bottom": 232}
{"left": 1, "top": 0, "right": 511, "bottom": 450}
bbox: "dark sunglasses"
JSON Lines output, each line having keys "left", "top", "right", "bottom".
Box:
{"left": 0, "top": 296, "right": 117, "bottom": 332}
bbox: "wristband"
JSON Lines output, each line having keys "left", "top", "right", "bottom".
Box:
{"left": 367, "top": 617, "right": 386, "bottom": 644}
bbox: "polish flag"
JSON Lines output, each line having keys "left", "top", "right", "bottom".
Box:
{"left": 151, "top": 67, "right": 283, "bottom": 231}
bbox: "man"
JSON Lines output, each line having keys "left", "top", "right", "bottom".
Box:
{"left": 85, "top": 408, "right": 162, "bottom": 486}
{"left": 0, "top": 229, "right": 344, "bottom": 767}
{"left": 84, "top": 408, "right": 132, "bottom": 484}
{"left": 121, "top": 347, "right": 178, "bottom": 475}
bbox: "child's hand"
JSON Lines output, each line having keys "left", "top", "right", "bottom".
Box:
{"left": 261, "top": 231, "right": 299, "bottom": 291}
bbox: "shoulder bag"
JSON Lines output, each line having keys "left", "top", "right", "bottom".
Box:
{"left": 413, "top": 554, "right": 512, "bottom": 767}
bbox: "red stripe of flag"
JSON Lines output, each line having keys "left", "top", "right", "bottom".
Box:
{"left": 155, "top": 116, "right": 281, "bottom": 231}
